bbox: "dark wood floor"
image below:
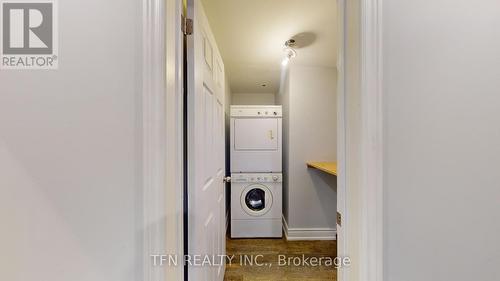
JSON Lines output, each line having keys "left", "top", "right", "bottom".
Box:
{"left": 224, "top": 237, "right": 337, "bottom": 281}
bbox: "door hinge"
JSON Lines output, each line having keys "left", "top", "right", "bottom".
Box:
{"left": 181, "top": 15, "right": 193, "bottom": 35}
{"left": 337, "top": 212, "right": 342, "bottom": 226}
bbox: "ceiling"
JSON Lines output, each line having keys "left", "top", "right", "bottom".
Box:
{"left": 200, "top": 0, "right": 338, "bottom": 94}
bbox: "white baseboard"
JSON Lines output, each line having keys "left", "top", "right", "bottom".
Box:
{"left": 282, "top": 216, "right": 337, "bottom": 241}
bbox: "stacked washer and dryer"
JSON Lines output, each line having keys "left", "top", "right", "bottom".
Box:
{"left": 230, "top": 105, "right": 283, "bottom": 238}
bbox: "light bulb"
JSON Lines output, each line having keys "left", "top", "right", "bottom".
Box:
{"left": 282, "top": 57, "right": 290, "bottom": 66}
{"left": 281, "top": 46, "right": 296, "bottom": 67}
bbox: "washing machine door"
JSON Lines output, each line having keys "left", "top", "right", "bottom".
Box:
{"left": 241, "top": 184, "right": 273, "bottom": 216}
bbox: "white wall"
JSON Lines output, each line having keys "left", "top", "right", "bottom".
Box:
{"left": 0, "top": 1, "right": 142, "bottom": 280}
{"left": 231, "top": 92, "right": 276, "bottom": 105}
{"left": 278, "top": 65, "right": 337, "bottom": 239}
{"left": 383, "top": 1, "right": 500, "bottom": 280}
{"left": 277, "top": 68, "right": 291, "bottom": 223}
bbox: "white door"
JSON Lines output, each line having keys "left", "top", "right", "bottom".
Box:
{"left": 234, "top": 119, "right": 279, "bottom": 151}
{"left": 187, "top": 0, "right": 226, "bottom": 280}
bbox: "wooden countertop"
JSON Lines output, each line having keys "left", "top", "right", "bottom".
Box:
{"left": 306, "top": 162, "right": 337, "bottom": 176}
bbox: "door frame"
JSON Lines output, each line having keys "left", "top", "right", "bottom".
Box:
{"left": 336, "top": 0, "right": 384, "bottom": 281}
{"left": 335, "top": 2, "right": 348, "bottom": 281}
{"left": 147, "top": 0, "right": 385, "bottom": 280}
{"left": 142, "top": 0, "right": 184, "bottom": 280}
{"left": 359, "top": 0, "right": 383, "bottom": 280}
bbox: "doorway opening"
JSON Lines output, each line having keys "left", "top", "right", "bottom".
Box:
{"left": 185, "top": 0, "right": 343, "bottom": 280}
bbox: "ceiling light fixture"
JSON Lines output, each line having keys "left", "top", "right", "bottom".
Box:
{"left": 282, "top": 39, "right": 297, "bottom": 67}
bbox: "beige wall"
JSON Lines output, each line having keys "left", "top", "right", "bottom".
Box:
{"left": 231, "top": 93, "right": 276, "bottom": 105}
{"left": 278, "top": 65, "right": 337, "bottom": 238}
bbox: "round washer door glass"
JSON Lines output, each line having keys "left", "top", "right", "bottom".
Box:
{"left": 240, "top": 184, "right": 273, "bottom": 216}
{"left": 245, "top": 188, "right": 265, "bottom": 211}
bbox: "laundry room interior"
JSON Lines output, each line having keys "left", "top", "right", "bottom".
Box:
{"left": 194, "top": 0, "right": 338, "bottom": 279}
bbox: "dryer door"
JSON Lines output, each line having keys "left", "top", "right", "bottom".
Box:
{"left": 234, "top": 118, "right": 278, "bottom": 151}
{"left": 240, "top": 184, "right": 273, "bottom": 216}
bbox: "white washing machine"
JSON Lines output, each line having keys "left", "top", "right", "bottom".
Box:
{"left": 230, "top": 106, "right": 282, "bottom": 173}
{"left": 231, "top": 173, "right": 283, "bottom": 238}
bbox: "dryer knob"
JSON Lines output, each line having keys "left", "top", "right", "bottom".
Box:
{"left": 272, "top": 176, "right": 279, "bottom": 181}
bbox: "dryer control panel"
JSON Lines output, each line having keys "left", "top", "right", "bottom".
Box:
{"left": 231, "top": 105, "right": 282, "bottom": 118}
{"left": 231, "top": 173, "right": 282, "bottom": 183}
